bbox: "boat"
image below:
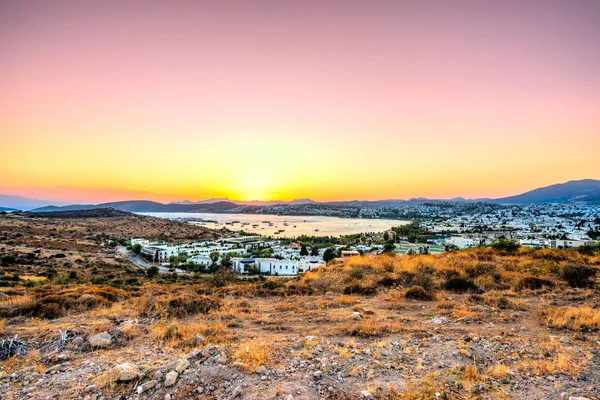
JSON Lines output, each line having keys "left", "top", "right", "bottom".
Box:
{"left": 314, "top": 228, "right": 320, "bottom": 232}
{"left": 252, "top": 224, "right": 259, "bottom": 228}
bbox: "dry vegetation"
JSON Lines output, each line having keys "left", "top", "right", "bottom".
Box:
{"left": 0, "top": 212, "right": 599, "bottom": 399}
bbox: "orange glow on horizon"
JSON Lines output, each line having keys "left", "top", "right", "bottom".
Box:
{"left": 1, "top": 1, "right": 600, "bottom": 204}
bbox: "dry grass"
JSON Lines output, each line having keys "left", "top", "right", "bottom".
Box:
{"left": 233, "top": 340, "right": 273, "bottom": 372}
{"left": 150, "top": 318, "right": 228, "bottom": 347}
{"left": 541, "top": 306, "right": 600, "bottom": 331}
{"left": 520, "top": 352, "right": 585, "bottom": 376}
{"left": 485, "top": 363, "right": 511, "bottom": 379}
{"left": 0, "top": 293, "right": 35, "bottom": 308}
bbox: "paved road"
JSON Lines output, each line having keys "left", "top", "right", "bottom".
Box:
{"left": 116, "top": 246, "right": 187, "bottom": 274}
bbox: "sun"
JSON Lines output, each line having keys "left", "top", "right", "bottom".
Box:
{"left": 233, "top": 171, "right": 277, "bottom": 202}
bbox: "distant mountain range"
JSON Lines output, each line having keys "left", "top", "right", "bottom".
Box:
{"left": 170, "top": 198, "right": 316, "bottom": 206}
{"left": 0, "top": 194, "right": 68, "bottom": 211}
{"left": 492, "top": 179, "right": 600, "bottom": 205}
{"left": 1, "top": 179, "right": 599, "bottom": 212}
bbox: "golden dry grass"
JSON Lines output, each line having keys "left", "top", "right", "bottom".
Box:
{"left": 541, "top": 306, "right": 600, "bottom": 331}
{"left": 233, "top": 340, "right": 273, "bottom": 372}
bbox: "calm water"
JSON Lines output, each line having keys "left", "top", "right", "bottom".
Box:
{"left": 138, "top": 212, "right": 408, "bottom": 238}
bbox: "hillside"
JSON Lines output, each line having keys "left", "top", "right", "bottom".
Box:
{"left": 495, "top": 179, "right": 600, "bottom": 204}
{"left": 0, "top": 217, "right": 599, "bottom": 399}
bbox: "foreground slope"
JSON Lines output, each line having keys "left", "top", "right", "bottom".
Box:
{"left": 0, "top": 213, "right": 599, "bottom": 399}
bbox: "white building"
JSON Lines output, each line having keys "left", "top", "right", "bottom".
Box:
{"left": 445, "top": 236, "right": 475, "bottom": 249}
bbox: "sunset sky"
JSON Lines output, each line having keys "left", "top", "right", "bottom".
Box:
{"left": 1, "top": 0, "right": 599, "bottom": 204}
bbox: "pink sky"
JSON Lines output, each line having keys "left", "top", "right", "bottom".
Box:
{"left": 1, "top": 0, "right": 599, "bottom": 203}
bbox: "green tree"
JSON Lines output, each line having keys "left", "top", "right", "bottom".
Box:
{"left": 323, "top": 248, "right": 336, "bottom": 263}
{"left": 311, "top": 247, "right": 319, "bottom": 256}
{"left": 132, "top": 243, "right": 142, "bottom": 255}
{"left": 300, "top": 245, "right": 309, "bottom": 256}
{"left": 383, "top": 243, "right": 396, "bottom": 253}
{"left": 209, "top": 251, "right": 220, "bottom": 266}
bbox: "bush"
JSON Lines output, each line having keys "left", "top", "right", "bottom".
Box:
{"left": 147, "top": 266, "right": 160, "bottom": 278}
{"left": 516, "top": 276, "right": 555, "bottom": 291}
{"left": 491, "top": 239, "right": 520, "bottom": 253}
{"left": 405, "top": 285, "right": 435, "bottom": 301}
{"left": 144, "top": 294, "right": 222, "bottom": 318}
{"left": 377, "top": 274, "right": 398, "bottom": 288}
{"left": 343, "top": 283, "right": 377, "bottom": 296}
{"left": 561, "top": 265, "right": 597, "bottom": 288}
{"left": 443, "top": 277, "right": 480, "bottom": 293}
{"left": 40, "top": 303, "right": 64, "bottom": 319}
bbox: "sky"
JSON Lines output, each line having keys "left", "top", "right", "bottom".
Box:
{"left": 1, "top": 0, "right": 599, "bottom": 204}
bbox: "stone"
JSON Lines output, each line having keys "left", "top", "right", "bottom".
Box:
{"left": 255, "top": 365, "right": 268, "bottom": 374}
{"left": 137, "top": 380, "right": 157, "bottom": 394}
{"left": 175, "top": 359, "right": 190, "bottom": 373}
{"left": 361, "top": 391, "right": 375, "bottom": 399}
{"left": 232, "top": 385, "right": 242, "bottom": 398}
{"left": 313, "top": 371, "right": 323, "bottom": 379}
{"left": 88, "top": 332, "right": 111, "bottom": 348}
{"left": 164, "top": 371, "right": 178, "bottom": 387}
{"left": 217, "top": 353, "right": 228, "bottom": 365}
{"left": 114, "top": 363, "right": 142, "bottom": 381}
{"left": 351, "top": 311, "right": 363, "bottom": 320}
{"left": 190, "top": 334, "right": 205, "bottom": 346}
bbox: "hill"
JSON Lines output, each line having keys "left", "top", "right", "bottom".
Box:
{"left": 20, "top": 208, "right": 134, "bottom": 219}
{"left": 0, "top": 194, "right": 69, "bottom": 210}
{"left": 494, "top": 179, "right": 600, "bottom": 204}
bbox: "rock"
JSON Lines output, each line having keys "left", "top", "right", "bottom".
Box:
{"left": 217, "top": 353, "right": 228, "bottom": 365}
{"left": 361, "top": 391, "right": 375, "bottom": 399}
{"left": 175, "top": 359, "right": 190, "bottom": 373}
{"left": 255, "top": 365, "right": 268, "bottom": 375}
{"left": 137, "top": 380, "right": 157, "bottom": 394}
{"left": 88, "top": 332, "right": 111, "bottom": 348}
{"left": 190, "top": 334, "right": 205, "bottom": 346}
{"left": 164, "top": 394, "right": 172, "bottom": 400}
{"left": 114, "top": 363, "right": 142, "bottom": 381}
{"left": 186, "top": 348, "right": 201, "bottom": 358}
{"left": 164, "top": 371, "right": 178, "bottom": 387}
{"left": 313, "top": 371, "right": 323, "bottom": 379}
{"left": 232, "top": 385, "right": 242, "bottom": 397}
{"left": 431, "top": 316, "right": 449, "bottom": 325}
{"left": 559, "top": 336, "right": 571, "bottom": 344}
{"left": 351, "top": 311, "right": 363, "bottom": 320}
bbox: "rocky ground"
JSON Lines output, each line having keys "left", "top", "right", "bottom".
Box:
{"left": 1, "top": 290, "right": 599, "bottom": 400}
{"left": 1, "top": 213, "right": 599, "bottom": 399}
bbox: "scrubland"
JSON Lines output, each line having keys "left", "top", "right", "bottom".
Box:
{"left": 0, "top": 213, "right": 599, "bottom": 399}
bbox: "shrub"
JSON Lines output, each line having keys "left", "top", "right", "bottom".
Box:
{"left": 443, "top": 276, "right": 480, "bottom": 293}
{"left": 491, "top": 239, "right": 521, "bottom": 253}
{"left": 561, "top": 265, "right": 597, "bottom": 288}
{"left": 143, "top": 294, "right": 221, "bottom": 318}
{"left": 405, "top": 285, "right": 435, "bottom": 301}
{"left": 377, "top": 274, "right": 397, "bottom": 288}
{"left": 146, "top": 266, "right": 160, "bottom": 278}
{"left": 516, "top": 276, "right": 555, "bottom": 291}
{"left": 342, "top": 283, "right": 376, "bottom": 296}
{"left": 40, "top": 303, "right": 63, "bottom": 319}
